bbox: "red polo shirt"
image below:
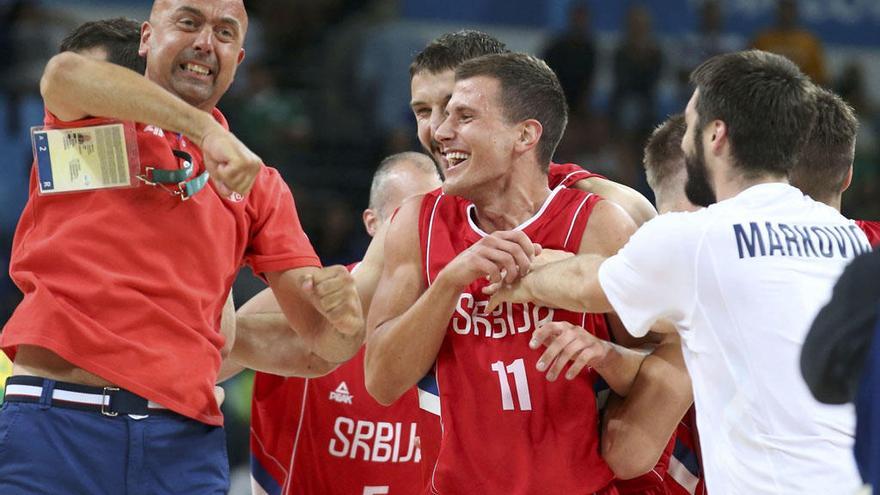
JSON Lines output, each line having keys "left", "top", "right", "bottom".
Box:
{"left": 2, "top": 108, "right": 320, "bottom": 425}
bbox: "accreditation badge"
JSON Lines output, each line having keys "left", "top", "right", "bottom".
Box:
{"left": 30, "top": 121, "right": 140, "bottom": 195}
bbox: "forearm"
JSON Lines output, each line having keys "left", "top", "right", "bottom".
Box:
{"left": 592, "top": 342, "right": 647, "bottom": 397}
{"left": 601, "top": 338, "right": 692, "bottom": 478}
{"left": 366, "top": 275, "right": 460, "bottom": 405}
{"left": 41, "top": 52, "right": 221, "bottom": 143}
{"left": 230, "top": 313, "right": 337, "bottom": 378}
{"left": 524, "top": 254, "right": 612, "bottom": 313}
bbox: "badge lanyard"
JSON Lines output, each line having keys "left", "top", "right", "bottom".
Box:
{"left": 136, "top": 134, "right": 209, "bottom": 200}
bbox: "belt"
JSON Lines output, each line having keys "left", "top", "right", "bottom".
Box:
{"left": 3, "top": 376, "right": 171, "bottom": 417}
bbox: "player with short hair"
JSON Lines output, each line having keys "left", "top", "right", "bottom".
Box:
{"left": 0, "top": 1, "right": 363, "bottom": 493}
{"left": 788, "top": 87, "right": 880, "bottom": 245}
{"left": 59, "top": 17, "right": 146, "bottom": 74}
{"left": 488, "top": 50, "right": 867, "bottom": 494}
{"left": 247, "top": 152, "right": 442, "bottom": 495}
{"left": 365, "top": 52, "right": 650, "bottom": 493}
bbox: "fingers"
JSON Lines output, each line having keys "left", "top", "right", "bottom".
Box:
{"left": 305, "top": 266, "right": 364, "bottom": 336}
{"left": 202, "top": 130, "right": 262, "bottom": 196}
{"left": 532, "top": 322, "right": 600, "bottom": 381}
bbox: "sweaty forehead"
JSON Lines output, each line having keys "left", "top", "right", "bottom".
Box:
{"left": 152, "top": 0, "right": 248, "bottom": 32}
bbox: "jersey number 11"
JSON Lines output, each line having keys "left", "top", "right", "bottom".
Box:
{"left": 491, "top": 359, "right": 532, "bottom": 411}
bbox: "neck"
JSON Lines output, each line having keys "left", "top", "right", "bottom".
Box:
{"left": 470, "top": 163, "right": 552, "bottom": 232}
{"left": 714, "top": 166, "right": 788, "bottom": 202}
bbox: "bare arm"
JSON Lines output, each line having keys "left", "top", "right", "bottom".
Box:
{"left": 266, "top": 265, "right": 365, "bottom": 365}
{"left": 224, "top": 288, "right": 336, "bottom": 379}
{"left": 364, "top": 198, "right": 452, "bottom": 405}
{"left": 601, "top": 334, "right": 693, "bottom": 479}
{"left": 572, "top": 177, "right": 657, "bottom": 227}
{"left": 40, "top": 52, "right": 259, "bottom": 194}
{"left": 487, "top": 200, "right": 636, "bottom": 314}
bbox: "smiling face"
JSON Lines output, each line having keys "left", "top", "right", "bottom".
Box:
{"left": 433, "top": 76, "right": 518, "bottom": 198}
{"left": 410, "top": 69, "right": 456, "bottom": 176}
{"left": 139, "top": 0, "right": 247, "bottom": 111}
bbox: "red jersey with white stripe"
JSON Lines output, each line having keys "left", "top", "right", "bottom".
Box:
{"left": 666, "top": 408, "right": 707, "bottom": 495}
{"left": 250, "top": 269, "right": 438, "bottom": 495}
{"left": 419, "top": 185, "right": 615, "bottom": 494}
{"left": 857, "top": 220, "right": 880, "bottom": 247}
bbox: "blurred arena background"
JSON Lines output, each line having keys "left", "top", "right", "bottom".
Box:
{"left": 0, "top": 0, "right": 878, "bottom": 492}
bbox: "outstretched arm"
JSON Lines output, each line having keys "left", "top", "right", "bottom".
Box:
{"left": 572, "top": 177, "right": 657, "bottom": 227}
{"left": 41, "top": 52, "right": 259, "bottom": 194}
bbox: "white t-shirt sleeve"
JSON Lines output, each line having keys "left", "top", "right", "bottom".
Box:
{"left": 597, "top": 213, "right": 698, "bottom": 337}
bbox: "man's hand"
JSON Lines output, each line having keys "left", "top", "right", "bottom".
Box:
{"left": 483, "top": 248, "right": 572, "bottom": 311}
{"left": 201, "top": 127, "right": 262, "bottom": 196}
{"left": 531, "top": 321, "right": 612, "bottom": 381}
{"left": 438, "top": 230, "right": 541, "bottom": 290}
{"left": 299, "top": 265, "right": 364, "bottom": 336}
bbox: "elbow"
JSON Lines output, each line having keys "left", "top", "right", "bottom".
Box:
{"left": 364, "top": 352, "right": 404, "bottom": 406}
{"left": 604, "top": 445, "right": 657, "bottom": 480}
{"left": 41, "top": 52, "right": 81, "bottom": 100}
{"left": 602, "top": 433, "right": 660, "bottom": 480}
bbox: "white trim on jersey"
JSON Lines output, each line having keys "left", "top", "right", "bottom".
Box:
{"left": 425, "top": 193, "right": 444, "bottom": 287}
{"left": 560, "top": 170, "right": 588, "bottom": 186}
{"left": 283, "top": 378, "right": 311, "bottom": 494}
{"left": 465, "top": 185, "right": 565, "bottom": 237}
{"left": 417, "top": 388, "right": 440, "bottom": 416}
{"left": 563, "top": 193, "right": 593, "bottom": 249}
{"left": 668, "top": 455, "right": 700, "bottom": 495}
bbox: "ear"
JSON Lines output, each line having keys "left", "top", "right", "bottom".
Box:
{"left": 237, "top": 47, "right": 246, "bottom": 65}
{"left": 514, "top": 119, "right": 543, "bottom": 155}
{"left": 139, "top": 22, "right": 152, "bottom": 58}
{"left": 709, "top": 119, "right": 728, "bottom": 156}
{"left": 841, "top": 165, "right": 853, "bottom": 193}
{"left": 363, "top": 208, "right": 379, "bottom": 238}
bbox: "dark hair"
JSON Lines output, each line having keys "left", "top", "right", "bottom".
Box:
{"left": 409, "top": 30, "right": 509, "bottom": 78}
{"left": 789, "top": 88, "right": 858, "bottom": 203}
{"left": 690, "top": 50, "right": 817, "bottom": 176}
{"left": 60, "top": 18, "right": 145, "bottom": 74}
{"left": 455, "top": 53, "right": 567, "bottom": 166}
{"left": 644, "top": 113, "right": 686, "bottom": 188}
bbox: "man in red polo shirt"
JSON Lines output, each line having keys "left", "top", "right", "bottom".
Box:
{"left": 0, "top": 1, "right": 363, "bottom": 493}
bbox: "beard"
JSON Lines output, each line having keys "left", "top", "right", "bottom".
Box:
{"left": 684, "top": 127, "right": 717, "bottom": 207}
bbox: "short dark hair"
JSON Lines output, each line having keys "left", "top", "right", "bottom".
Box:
{"left": 60, "top": 18, "right": 145, "bottom": 74}
{"left": 409, "top": 30, "right": 509, "bottom": 78}
{"left": 455, "top": 53, "right": 567, "bottom": 166}
{"left": 690, "top": 50, "right": 817, "bottom": 176}
{"left": 790, "top": 88, "right": 858, "bottom": 203}
{"left": 644, "top": 113, "right": 687, "bottom": 188}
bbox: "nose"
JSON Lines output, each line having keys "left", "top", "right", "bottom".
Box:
{"left": 193, "top": 26, "right": 215, "bottom": 54}
{"left": 434, "top": 113, "right": 454, "bottom": 143}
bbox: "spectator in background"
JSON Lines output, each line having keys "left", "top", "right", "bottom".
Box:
{"left": 752, "top": 0, "right": 826, "bottom": 85}
{"left": 609, "top": 4, "right": 663, "bottom": 140}
{"left": 677, "top": 0, "right": 741, "bottom": 106}
{"left": 607, "top": 4, "right": 663, "bottom": 190}
{"left": 542, "top": 1, "right": 596, "bottom": 117}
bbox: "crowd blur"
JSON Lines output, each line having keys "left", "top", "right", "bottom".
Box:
{"left": 1, "top": 0, "right": 879, "bottom": 488}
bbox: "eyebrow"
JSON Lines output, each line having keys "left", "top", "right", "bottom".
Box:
{"left": 174, "top": 6, "right": 242, "bottom": 33}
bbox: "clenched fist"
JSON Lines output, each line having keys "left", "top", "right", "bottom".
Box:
{"left": 300, "top": 265, "right": 365, "bottom": 337}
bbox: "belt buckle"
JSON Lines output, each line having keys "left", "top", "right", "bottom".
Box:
{"left": 101, "top": 386, "right": 120, "bottom": 417}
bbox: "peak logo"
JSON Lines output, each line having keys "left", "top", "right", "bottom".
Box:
{"left": 330, "top": 382, "right": 353, "bottom": 404}
{"left": 226, "top": 191, "right": 244, "bottom": 203}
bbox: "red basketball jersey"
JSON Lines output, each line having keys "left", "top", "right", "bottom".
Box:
{"left": 857, "top": 220, "right": 880, "bottom": 247}
{"left": 419, "top": 186, "right": 615, "bottom": 494}
{"left": 250, "top": 267, "right": 439, "bottom": 495}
